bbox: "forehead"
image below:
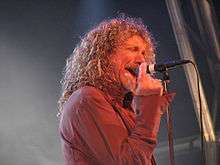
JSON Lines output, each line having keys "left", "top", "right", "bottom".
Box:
{"left": 122, "top": 35, "right": 151, "bottom": 49}
{"left": 125, "top": 35, "right": 145, "bottom": 44}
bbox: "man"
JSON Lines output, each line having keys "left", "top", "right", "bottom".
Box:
{"left": 58, "top": 16, "right": 174, "bottom": 165}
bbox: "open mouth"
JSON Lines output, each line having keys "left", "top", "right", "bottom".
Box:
{"left": 125, "top": 67, "right": 137, "bottom": 77}
{"left": 125, "top": 66, "right": 138, "bottom": 77}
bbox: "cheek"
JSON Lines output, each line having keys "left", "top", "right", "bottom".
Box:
{"left": 114, "top": 51, "right": 133, "bottom": 64}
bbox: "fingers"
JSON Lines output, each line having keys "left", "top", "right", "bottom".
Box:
{"left": 138, "top": 62, "right": 161, "bottom": 84}
{"left": 135, "top": 64, "right": 163, "bottom": 96}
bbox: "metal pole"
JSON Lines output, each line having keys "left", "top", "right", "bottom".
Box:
{"left": 165, "top": 0, "right": 217, "bottom": 164}
{"left": 162, "top": 71, "right": 175, "bottom": 165}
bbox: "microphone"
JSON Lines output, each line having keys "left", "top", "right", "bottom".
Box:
{"left": 128, "top": 59, "right": 191, "bottom": 75}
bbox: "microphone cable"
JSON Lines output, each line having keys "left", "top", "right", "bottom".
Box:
{"left": 189, "top": 61, "right": 205, "bottom": 165}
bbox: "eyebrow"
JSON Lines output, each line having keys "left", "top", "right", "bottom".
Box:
{"left": 125, "top": 44, "right": 140, "bottom": 47}
{"left": 125, "top": 43, "right": 148, "bottom": 48}
{"left": 125, "top": 44, "right": 148, "bottom": 52}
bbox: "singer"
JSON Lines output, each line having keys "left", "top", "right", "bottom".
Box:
{"left": 58, "top": 15, "right": 175, "bottom": 165}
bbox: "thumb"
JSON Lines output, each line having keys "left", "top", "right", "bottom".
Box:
{"left": 138, "top": 62, "right": 147, "bottom": 78}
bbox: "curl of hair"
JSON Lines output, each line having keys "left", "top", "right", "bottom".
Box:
{"left": 57, "top": 15, "right": 156, "bottom": 114}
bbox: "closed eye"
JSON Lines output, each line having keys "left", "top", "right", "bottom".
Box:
{"left": 127, "top": 46, "right": 139, "bottom": 52}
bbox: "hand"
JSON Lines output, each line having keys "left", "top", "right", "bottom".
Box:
{"left": 133, "top": 62, "right": 163, "bottom": 96}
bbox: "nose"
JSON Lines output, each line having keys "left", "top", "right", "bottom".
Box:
{"left": 134, "top": 52, "right": 145, "bottom": 64}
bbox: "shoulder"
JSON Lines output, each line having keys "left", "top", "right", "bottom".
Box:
{"left": 62, "top": 86, "right": 112, "bottom": 117}
{"left": 69, "top": 86, "right": 107, "bottom": 105}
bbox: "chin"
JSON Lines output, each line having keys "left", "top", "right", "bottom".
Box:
{"left": 120, "top": 71, "right": 137, "bottom": 92}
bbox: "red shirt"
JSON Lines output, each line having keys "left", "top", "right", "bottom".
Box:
{"left": 59, "top": 86, "right": 162, "bottom": 165}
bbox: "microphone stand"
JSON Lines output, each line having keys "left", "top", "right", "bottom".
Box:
{"left": 162, "top": 70, "right": 175, "bottom": 165}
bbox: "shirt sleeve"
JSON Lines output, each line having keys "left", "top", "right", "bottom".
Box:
{"left": 59, "top": 86, "right": 162, "bottom": 165}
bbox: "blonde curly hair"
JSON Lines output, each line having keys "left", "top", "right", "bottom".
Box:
{"left": 58, "top": 15, "right": 155, "bottom": 114}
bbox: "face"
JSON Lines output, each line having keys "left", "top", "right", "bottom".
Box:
{"left": 111, "top": 35, "right": 155, "bottom": 92}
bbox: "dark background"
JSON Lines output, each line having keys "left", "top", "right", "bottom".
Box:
{"left": 1, "top": 0, "right": 219, "bottom": 164}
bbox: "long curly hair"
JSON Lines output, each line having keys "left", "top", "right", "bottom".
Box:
{"left": 58, "top": 15, "right": 156, "bottom": 114}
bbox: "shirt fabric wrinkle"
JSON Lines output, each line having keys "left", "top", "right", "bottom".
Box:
{"left": 59, "top": 86, "right": 158, "bottom": 165}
